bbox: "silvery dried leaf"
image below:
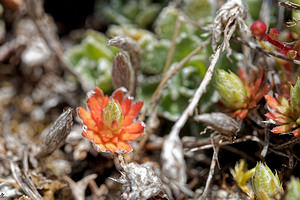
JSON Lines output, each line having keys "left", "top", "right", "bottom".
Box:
{"left": 10, "top": 161, "right": 43, "bottom": 200}
{"left": 212, "top": 0, "right": 250, "bottom": 55}
{"left": 116, "top": 161, "right": 168, "bottom": 200}
{"left": 161, "top": 134, "right": 193, "bottom": 197}
{"left": 194, "top": 112, "right": 239, "bottom": 138}
{"left": 36, "top": 108, "right": 73, "bottom": 159}
{"left": 112, "top": 52, "right": 134, "bottom": 93}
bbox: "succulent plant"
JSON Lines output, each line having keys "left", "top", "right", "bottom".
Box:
{"left": 216, "top": 68, "right": 269, "bottom": 119}
{"left": 78, "top": 87, "right": 144, "bottom": 153}
{"left": 65, "top": 30, "right": 116, "bottom": 92}
{"left": 265, "top": 77, "right": 300, "bottom": 137}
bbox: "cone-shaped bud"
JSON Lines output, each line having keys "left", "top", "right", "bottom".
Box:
{"left": 216, "top": 70, "right": 247, "bottom": 109}
{"left": 103, "top": 99, "right": 124, "bottom": 128}
{"left": 251, "top": 162, "right": 283, "bottom": 200}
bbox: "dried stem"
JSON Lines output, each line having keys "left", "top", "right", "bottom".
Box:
{"left": 187, "top": 135, "right": 263, "bottom": 152}
{"left": 272, "top": 137, "right": 300, "bottom": 150}
{"left": 169, "top": 44, "right": 222, "bottom": 139}
{"left": 197, "top": 136, "right": 220, "bottom": 200}
{"left": 10, "top": 161, "right": 43, "bottom": 200}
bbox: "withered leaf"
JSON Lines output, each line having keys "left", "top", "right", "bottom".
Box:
{"left": 112, "top": 52, "right": 133, "bottom": 92}
{"left": 194, "top": 112, "right": 239, "bottom": 138}
{"left": 161, "top": 134, "right": 193, "bottom": 197}
{"left": 108, "top": 36, "right": 141, "bottom": 71}
{"left": 36, "top": 108, "right": 73, "bottom": 159}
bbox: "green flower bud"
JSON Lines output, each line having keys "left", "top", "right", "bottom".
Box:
{"left": 291, "top": 78, "right": 300, "bottom": 115}
{"left": 216, "top": 70, "right": 248, "bottom": 109}
{"left": 286, "top": 177, "right": 300, "bottom": 200}
{"left": 251, "top": 162, "right": 283, "bottom": 200}
{"left": 103, "top": 99, "right": 123, "bottom": 127}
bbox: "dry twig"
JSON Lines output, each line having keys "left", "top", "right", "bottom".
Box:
{"left": 279, "top": 1, "right": 300, "bottom": 10}
{"left": 197, "top": 136, "right": 220, "bottom": 200}
{"left": 10, "top": 160, "right": 42, "bottom": 200}
{"left": 187, "top": 135, "right": 263, "bottom": 152}
{"left": 168, "top": 45, "right": 223, "bottom": 141}
{"left": 272, "top": 137, "right": 300, "bottom": 150}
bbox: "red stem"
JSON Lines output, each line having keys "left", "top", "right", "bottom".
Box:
{"left": 264, "top": 34, "right": 292, "bottom": 54}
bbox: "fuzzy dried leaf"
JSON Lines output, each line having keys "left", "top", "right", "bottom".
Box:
{"left": 212, "top": 0, "right": 250, "bottom": 55}
{"left": 112, "top": 52, "right": 134, "bottom": 92}
{"left": 117, "top": 161, "right": 168, "bottom": 200}
{"left": 161, "top": 134, "right": 193, "bottom": 197}
{"left": 36, "top": 108, "right": 73, "bottom": 159}
{"left": 194, "top": 112, "right": 239, "bottom": 138}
